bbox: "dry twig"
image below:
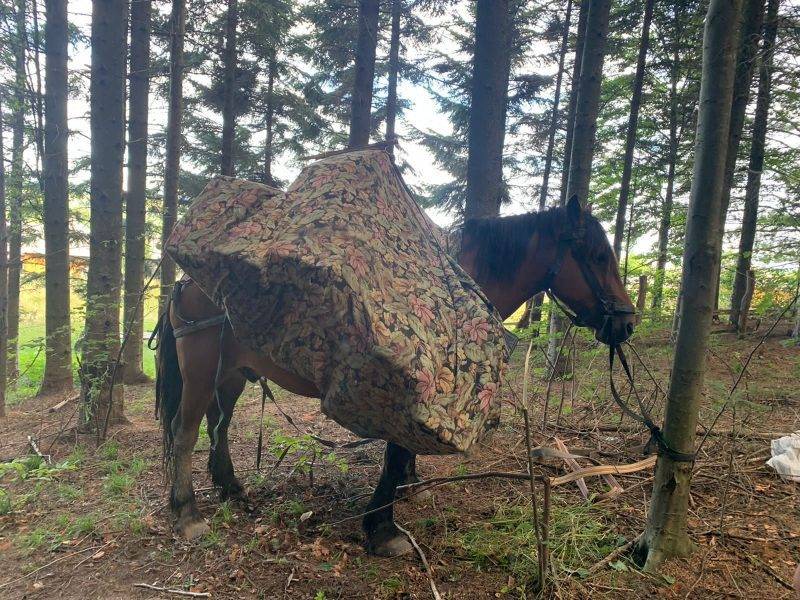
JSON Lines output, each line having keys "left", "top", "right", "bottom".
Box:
{"left": 132, "top": 583, "right": 211, "bottom": 597}
{"left": 395, "top": 523, "right": 442, "bottom": 600}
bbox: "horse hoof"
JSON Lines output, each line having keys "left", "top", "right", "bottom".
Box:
{"left": 367, "top": 533, "right": 414, "bottom": 557}
{"left": 177, "top": 519, "right": 210, "bottom": 540}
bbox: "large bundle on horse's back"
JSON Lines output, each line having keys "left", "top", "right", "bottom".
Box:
{"left": 167, "top": 150, "right": 509, "bottom": 454}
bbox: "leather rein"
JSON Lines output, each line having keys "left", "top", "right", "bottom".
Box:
{"left": 540, "top": 222, "right": 695, "bottom": 463}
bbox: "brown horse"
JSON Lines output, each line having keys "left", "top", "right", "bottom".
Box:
{"left": 153, "top": 194, "right": 636, "bottom": 556}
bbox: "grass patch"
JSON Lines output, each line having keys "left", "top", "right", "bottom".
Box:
{"left": 451, "top": 501, "right": 620, "bottom": 592}
{"left": 103, "top": 472, "right": 135, "bottom": 497}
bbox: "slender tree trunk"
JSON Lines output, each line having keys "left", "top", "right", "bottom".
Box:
{"left": 464, "top": 0, "right": 512, "bottom": 219}
{"left": 220, "top": 0, "right": 238, "bottom": 176}
{"left": 730, "top": 0, "right": 778, "bottom": 326}
{"left": 559, "top": 0, "right": 589, "bottom": 206}
{"left": 612, "top": 0, "right": 655, "bottom": 259}
{"left": 564, "top": 0, "right": 611, "bottom": 204}
{"left": 263, "top": 55, "right": 276, "bottom": 186}
{"left": 0, "top": 102, "right": 8, "bottom": 416}
{"left": 30, "top": 0, "right": 45, "bottom": 175}
{"left": 83, "top": 0, "right": 129, "bottom": 429}
{"left": 550, "top": 0, "right": 611, "bottom": 373}
{"left": 7, "top": 0, "right": 26, "bottom": 382}
{"left": 652, "top": 23, "right": 680, "bottom": 316}
{"left": 385, "top": 0, "right": 401, "bottom": 148}
{"left": 123, "top": 0, "right": 151, "bottom": 384}
{"left": 637, "top": 0, "right": 743, "bottom": 571}
{"left": 160, "top": 0, "right": 186, "bottom": 311}
{"left": 39, "top": 0, "right": 73, "bottom": 395}
{"left": 712, "top": 0, "right": 765, "bottom": 313}
{"left": 348, "top": 0, "right": 379, "bottom": 148}
{"left": 539, "top": 0, "right": 572, "bottom": 208}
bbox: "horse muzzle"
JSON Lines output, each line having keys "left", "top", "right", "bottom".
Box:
{"left": 595, "top": 314, "right": 636, "bottom": 346}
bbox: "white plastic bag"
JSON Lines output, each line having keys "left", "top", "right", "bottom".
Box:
{"left": 766, "top": 433, "right": 800, "bottom": 482}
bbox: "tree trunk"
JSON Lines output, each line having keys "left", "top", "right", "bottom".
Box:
{"left": 385, "top": 0, "right": 401, "bottom": 149}
{"left": 220, "top": 0, "right": 238, "bottom": 176}
{"left": 637, "top": 0, "right": 742, "bottom": 571}
{"left": 30, "top": 0, "right": 45, "bottom": 174}
{"left": 7, "top": 0, "right": 26, "bottom": 382}
{"left": 83, "top": 0, "right": 129, "bottom": 430}
{"left": 39, "top": 0, "right": 73, "bottom": 395}
{"left": 612, "top": 0, "right": 655, "bottom": 259}
{"left": 712, "top": 0, "right": 765, "bottom": 314}
{"left": 564, "top": 0, "right": 611, "bottom": 204}
{"left": 348, "top": 0, "right": 379, "bottom": 149}
{"left": 464, "top": 0, "right": 512, "bottom": 220}
{"left": 123, "top": 0, "right": 151, "bottom": 384}
{"left": 263, "top": 55, "right": 277, "bottom": 186}
{"left": 160, "top": 0, "right": 186, "bottom": 311}
{"left": 652, "top": 16, "right": 681, "bottom": 315}
{"left": 559, "top": 0, "right": 589, "bottom": 206}
{"left": 550, "top": 0, "right": 611, "bottom": 373}
{"left": 729, "top": 0, "right": 777, "bottom": 326}
{"left": 0, "top": 102, "right": 8, "bottom": 416}
{"left": 539, "top": 0, "right": 572, "bottom": 208}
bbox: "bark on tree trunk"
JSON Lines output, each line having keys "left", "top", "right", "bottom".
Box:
{"left": 348, "top": 0, "right": 379, "bottom": 149}
{"left": 737, "top": 269, "right": 754, "bottom": 336}
{"left": 652, "top": 26, "right": 680, "bottom": 316}
{"left": 636, "top": 0, "right": 743, "bottom": 571}
{"left": 464, "top": 0, "right": 512, "bottom": 220}
{"left": 263, "top": 55, "right": 276, "bottom": 186}
{"left": 0, "top": 103, "right": 8, "bottom": 416}
{"left": 220, "top": 0, "right": 238, "bottom": 176}
{"left": 729, "top": 0, "right": 778, "bottom": 326}
{"left": 712, "top": 0, "right": 765, "bottom": 314}
{"left": 122, "top": 0, "right": 151, "bottom": 384}
{"left": 7, "top": 0, "right": 26, "bottom": 382}
{"left": 160, "top": 0, "right": 186, "bottom": 312}
{"left": 83, "top": 0, "right": 129, "bottom": 430}
{"left": 550, "top": 0, "right": 611, "bottom": 373}
{"left": 385, "top": 0, "right": 401, "bottom": 150}
{"left": 564, "top": 0, "right": 611, "bottom": 205}
{"left": 559, "top": 0, "right": 589, "bottom": 206}
{"left": 30, "top": 0, "right": 45, "bottom": 174}
{"left": 40, "top": 0, "right": 73, "bottom": 395}
{"left": 612, "top": 0, "right": 655, "bottom": 259}
{"left": 539, "top": 0, "right": 572, "bottom": 208}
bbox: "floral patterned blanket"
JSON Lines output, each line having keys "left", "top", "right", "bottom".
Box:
{"left": 166, "top": 150, "right": 509, "bottom": 454}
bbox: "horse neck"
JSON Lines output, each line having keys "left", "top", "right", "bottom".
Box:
{"left": 456, "top": 228, "right": 551, "bottom": 321}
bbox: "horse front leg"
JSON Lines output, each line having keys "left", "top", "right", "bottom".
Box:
{"left": 206, "top": 374, "right": 246, "bottom": 500}
{"left": 170, "top": 380, "right": 211, "bottom": 540}
{"left": 363, "top": 442, "right": 414, "bottom": 557}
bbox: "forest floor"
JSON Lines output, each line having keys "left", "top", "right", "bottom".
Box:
{"left": 0, "top": 324, "right": 798, "bottom": 599}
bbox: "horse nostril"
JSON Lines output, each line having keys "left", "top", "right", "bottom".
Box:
{"left": 626, "top": 322, "right": 635, "bottom": 336}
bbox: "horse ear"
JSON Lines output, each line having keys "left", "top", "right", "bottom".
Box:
{"left": 567, "top": 194, "right": 582, "bottom": 223}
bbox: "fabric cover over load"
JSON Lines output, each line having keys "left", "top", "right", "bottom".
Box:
{"left": 167, "top": 150, "right": 509, "bottom": 454}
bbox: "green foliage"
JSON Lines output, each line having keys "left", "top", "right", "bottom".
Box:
{"left": 452, "top": 501, "right": 619, "bottom": 591}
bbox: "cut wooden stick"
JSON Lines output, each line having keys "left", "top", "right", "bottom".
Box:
{"left": 588, "top": 538, "right": 638, "bottom": 574}
{"left": 133, "top": 583, "right": 211, "bottom": 597}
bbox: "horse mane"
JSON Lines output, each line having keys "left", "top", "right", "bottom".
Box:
{"left": 461, "top": 206, "right": 609, "bottom": 284}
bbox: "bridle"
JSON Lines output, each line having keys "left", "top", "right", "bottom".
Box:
{"left": 538, "top": 221, "right": 696, "bottom": 463}
{"left": 538, "top": 222, "right": 635, "bottom": 331}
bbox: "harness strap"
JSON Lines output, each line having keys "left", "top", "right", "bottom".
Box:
{"left": 609, "top": 345, "right": 696, "bottom": 463}
{"left": 173, "top": 314, "right": 227, "bottom": 338}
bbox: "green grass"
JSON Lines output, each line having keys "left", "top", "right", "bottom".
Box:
{"left": 9, "top": 268, "right": 160, "bottom": 402}
{"left": 451, "top": 501, "right": 621, "bottom": 592}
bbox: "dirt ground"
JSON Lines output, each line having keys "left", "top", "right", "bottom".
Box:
{"left": 1, "top": 325, "right": 798, "bottom": 599}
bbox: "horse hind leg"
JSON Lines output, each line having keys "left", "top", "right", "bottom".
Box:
{"left": 170, "top": 379, "right": 212, "bottom": 540}
{"left": 206, "top": 374, "right": 247, "bottom": 500}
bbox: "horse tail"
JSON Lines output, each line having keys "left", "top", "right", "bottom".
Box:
{"left": 151, "top": 297, "right": 183, "bottom": 470}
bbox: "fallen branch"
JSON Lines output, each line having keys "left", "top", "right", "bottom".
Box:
{"left": 588, "top": 538, "right": 638, "bottom": 574}
{"left": 593, "top": 424, "right": 788, "bottom": 441}
{"left": 47, "top": 396, "right": 77, "bottom": 413}
{"left": 27, "top": 435, "right": 50, "bottom": 464}
{"left": 395, "top": 523, "right": 442, "bottom": 600}
{"left": 132, "top": 583, "right": 211, "bottom": 598}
